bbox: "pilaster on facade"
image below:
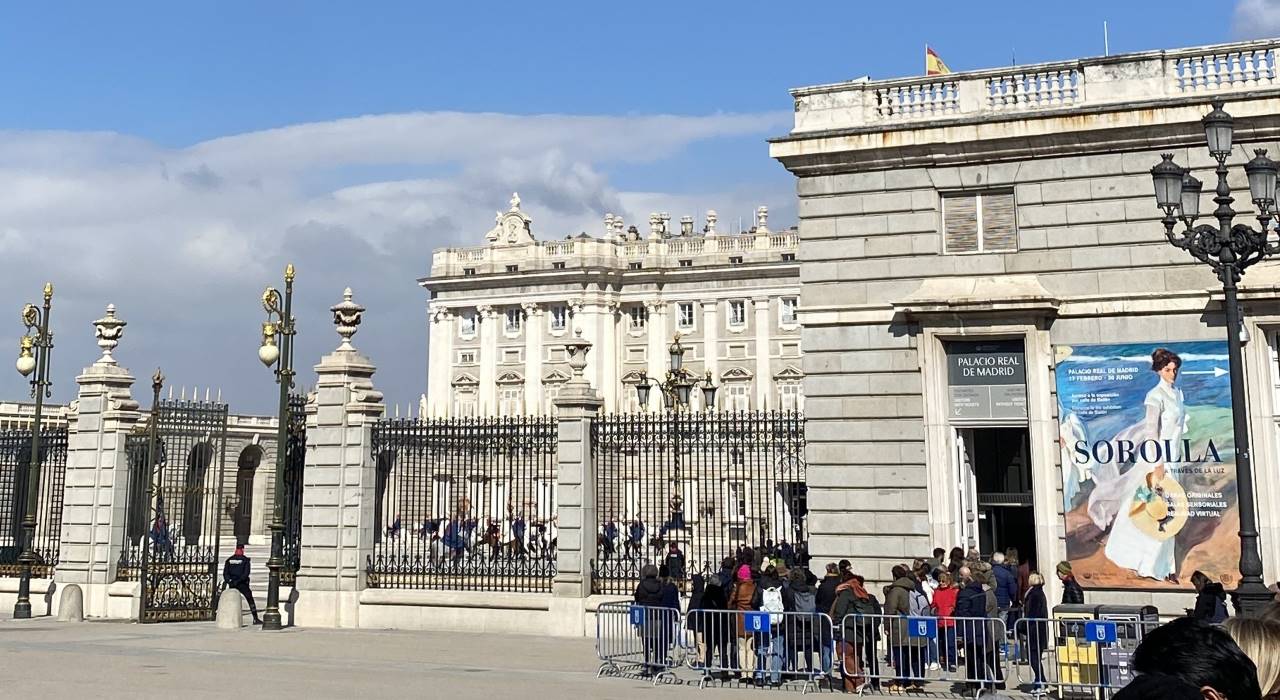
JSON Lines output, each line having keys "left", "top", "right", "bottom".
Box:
{"left": 476, "top": 304, "right": 497, "bottom": 415}
{"left": 427, "top": 304, "right": 453, "bottom": 417}
{"left": 752, "top": 296, "right": 772, "bottom": 410}
{"left": 644, "top": 298, "right": 667, "bottom": 411}
{"left": 522, "top": 302, "right": 543, "bottom": 414}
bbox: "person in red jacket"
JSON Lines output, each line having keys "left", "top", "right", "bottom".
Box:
{"left": 932, "top": 572, "right": 961, "bottom": 672}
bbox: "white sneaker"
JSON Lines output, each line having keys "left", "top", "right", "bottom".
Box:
{"left": 928, "top": 662, "right": 940, "bottom": 671}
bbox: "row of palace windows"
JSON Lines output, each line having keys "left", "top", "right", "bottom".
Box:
{"left": 450, "top": 381, "right": 803, "bottom": 417}
{"left": 457, "top": 298, "right": 799, "bottom": 338}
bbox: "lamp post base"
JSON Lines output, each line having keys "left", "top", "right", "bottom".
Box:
{"left": 1234, "top": 580, "right": 1277, "bottom": 618}
{"left": 13, "top": 601, "right": 32, "bottom": 619}
{"left": 261, "top": 610, "right": 283, "bottom": 631}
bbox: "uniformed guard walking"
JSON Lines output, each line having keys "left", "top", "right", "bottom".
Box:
{"left": 223, "top": 545, "right": 262, "bottom": 625}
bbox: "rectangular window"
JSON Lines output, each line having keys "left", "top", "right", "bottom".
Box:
{"left": 628, "top": 262, "right": 643, "bottom": 270}
{"left": 504, "top": 308, "right": 522, "bottom": 333}
{"left": 457, "top": 350, "right": 477, "bottom": 365}
{"left": 728, "top": 300, "right": 746, "bottom": 327}
{"left": 548, "top": 347, "right": 567, "bottom": 363}
{"left": 726, "top": 482, "right": 747, "bottom": 522}
{"left": 459, "top": 313, "right": 476, "bottom": 336}
{"left": 780, "top": 297, "right": 798, "bottom": 325}
{"left": 729, "top": 256, "right": 743, "bottom": 265}
{"left": 727, "top": 384, "right": 750, "bottom": 411}
{"left": 499, "top": 387, "right": 523, "bottom": 416}
{"left": 677, "top": 302, "right": 695, "bottom": 330}
{"left": 679, "top": 259, "right": 693, "bottom": 268}
{"left": 781, "top": 342, "right": 800, "bottom": 357}
{"left": 501, "top": 348, "right": 521, "bottom": 364}
{"left": 728, "top": 344, "right": 747, "bottom": 359}
{"left": 506, "top": 264, "right": 519, "bottom": 273}
{"left": 628, "top": 306, "right": 647, "bottom": 331}
{"left": 942, "top": 190, "right": 1017, "bottom": 254}
{"left": 779, "top": 382, "right": 803, "bottom": 412}
{"left": 550, "top": 305, "right": 568, "bottom": 331}
{"left": 453, "top": 391, "right": 477, "bottom": 418}
{"left": 626, "top": 346, "right": 646, "bottom": 363}
{"left": 552, "top": 261, "right": 566, "bottom": 270}
{"left": 781, "top": 253, "right": 796, "bottom": 262}
{"left": 463, "top": 267, "right": 477, "bottom": 276}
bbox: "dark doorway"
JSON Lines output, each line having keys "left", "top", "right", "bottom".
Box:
{"left": 234, "top": 446, "right": 263, "bottom": 546}
{"left": 961, "top": 427, "right": 1038, "bottom": 570}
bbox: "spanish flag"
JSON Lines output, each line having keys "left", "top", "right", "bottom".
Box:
{"left": 925, "top": 45, "right": 951, "bottom": 76}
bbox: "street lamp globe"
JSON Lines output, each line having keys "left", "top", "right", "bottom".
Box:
{"left": 1151, "top": 153, "right": 1185, "bottom": 211}
{"left": 700, "top": 374, "right": 717, "bottom": 410}
{"left": 1244, "top": 148, "right": 1279, "bottom": 213}
{"left": 668, "top": 336, "right": 685, "bottom": 372}
{"left": 1180, "top": 172, "right": 1203, "bottom": 221}
{"left": 259, "top": 324, "right": 281, "bottom": 367}
{"left": 635, "top": 378, "right": 652, "bottom": 408}
{"left": 1202, "top": 100, "right": 1235, "bottom": 160}
{"left": 16, "top": 346, "right": 35, "bottom": 377}
{"left": 676, "top": 381, "right": 692, "bottom": 407}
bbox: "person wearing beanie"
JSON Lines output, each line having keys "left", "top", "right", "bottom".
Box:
{"left": 728, "top": 562, "right": 759, "bottom": 682}
{"left": 222, "top": 544, "right": 261, "bottom": 625}
{"left": 1056, "top": 561, "right": 1085, "bottom": 605}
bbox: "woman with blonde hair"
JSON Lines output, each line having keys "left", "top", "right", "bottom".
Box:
{"left": 1224, "top": 617, "right": 1280, "bottom": 699}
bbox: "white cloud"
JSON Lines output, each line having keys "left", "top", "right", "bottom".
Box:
{"left": 1233, "top": 0, "right": 1280, "bottom": 39}
{"left": 0, "top": 110, "right": 793, "bottom": 413}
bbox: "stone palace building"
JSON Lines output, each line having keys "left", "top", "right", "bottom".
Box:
{"left": 421, "top": 196, "right": 804, "bottom": 416}
{"left": 772, "top": 38, "right": 1280, "bottom": 607}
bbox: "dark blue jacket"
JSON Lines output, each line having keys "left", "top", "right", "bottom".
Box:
{"left": 992, "top": 563, "right": 1019, "bottom": 607}
{"left": 954, "top": 581, "right": 991, "bottom": 645}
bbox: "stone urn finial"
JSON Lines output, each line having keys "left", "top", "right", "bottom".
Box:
{"left": 564, "top": 328, "right": 593, "bottom": 386}
{"left": 93, "top": 303, "right": 126, "bottom": 365}
{"left": 331, "top": 287, "right": 365, "bottom": 351}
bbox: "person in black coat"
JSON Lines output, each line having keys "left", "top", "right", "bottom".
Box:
{"left": 698, "top": 577, "right": 736, "bottom": 678}
{"left": 222, "top": 545, "right": 261, "bottom": 625}
{"left": 633, "top": 564, "right": 668, "bottom": 675}
{"left": 954, "top": 570, "right": 995, "bottom": 692}
{"left": 1021, "top": 573, "right": 1050, "bottom": 692}
{"left": 1056, "top": 561, "right": 1085, "bottom": 604}
{"left": 1190, "top": 570, "right": 1229, "bottom": 623}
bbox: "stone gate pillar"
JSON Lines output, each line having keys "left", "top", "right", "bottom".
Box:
{"left": 549, "top": 330, "right": 603, "bottom": 636}
{"left": 294, "top": 289, "right": 383, "bottom": 628}
{"left": 55, "top": 305, "right": 141, "bottom": 618}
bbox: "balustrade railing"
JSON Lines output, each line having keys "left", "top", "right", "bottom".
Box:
{"left": 873, "top": 79, "right": 959, "bottom": 120}
{"left": 1172, "top": 47, "right": 1277, "bottom": 93}
{"left": 987, "top": 68, "right": 1080, "bottom": 110}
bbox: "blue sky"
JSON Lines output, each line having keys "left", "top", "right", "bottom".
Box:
{"left": 0, "top": 1, "right": 1271, "bottom": 413}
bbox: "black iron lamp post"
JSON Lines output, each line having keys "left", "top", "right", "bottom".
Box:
{"left": 257, "top": 264, "right": 296, "bottom": 630}
{"left": 631, "top": 334, "right": 717, "bottom": 411}
{"left": 12, "top": 283, "right": 53, "bottom": 619}
{"left": 1150, "top": 100, "right": 1276, "bottom": 617}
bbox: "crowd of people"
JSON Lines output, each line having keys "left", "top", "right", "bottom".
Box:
{"left": 629, "top": 543, "right": 1280, "bottom": 697}
{"left": 381, "top": 509, "right": 558, "bottom": 563}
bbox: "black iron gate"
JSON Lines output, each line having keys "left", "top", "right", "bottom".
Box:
{"left": 120, "top": 397, "right": 229, "bottom": 622}
{"left": 0, "top": 427, "right": 69, "bottom": 578}
{"left": 280, "top": 392, "right": 306, "bottom": 585}
{"left": 590, "top": 411, "right": 807, "bottom": 595}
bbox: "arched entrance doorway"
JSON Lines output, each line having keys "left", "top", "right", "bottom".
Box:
{"left": 234, "top": 446, "right": 263, "bottom": 546}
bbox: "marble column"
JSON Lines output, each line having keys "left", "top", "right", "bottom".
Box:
{"left": 427, "top": 304, "right": 452, "bottom": 417}
{"left": 294, "top": 289, "right": 384, "bottom": 628}
{"left": 522, "top": 302, "right": 543, "bottom": 414}
{"left": 702, "top": 299, "right": 720, "bottom": 410}
{"left": 752, "top": 296, "right": 772, "bottom": 410}
{"left": 477, "top": 304, "right": 497, "bottom": 415}
{"left": 645, "top": 298, "right": 667, "bottom": 411}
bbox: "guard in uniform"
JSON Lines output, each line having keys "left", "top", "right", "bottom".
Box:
{"left": 223, "top": 545, "right": 261, "bottom": 624}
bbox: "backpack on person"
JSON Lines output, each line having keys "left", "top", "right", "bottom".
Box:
{"left": 908, "top": 587, "right": 934, "bottom": 617}
{"left": 761, "top": 585, "right": 786, "bottom": 625}
{"left": 793, "top": 587, "right": 816, "bottom": 614}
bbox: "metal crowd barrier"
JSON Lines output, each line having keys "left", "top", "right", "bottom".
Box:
{"left": 838, "top": 613, "right": 1008, "bottom": 694}
{"left": 684, "top": 609, "right": 835, "bottom": 692}
{"left": 1011, "top": 616, "right": 1161, "bottom": 698}
{"left": 596, "top": 602, "right": 688, "bottom": 685}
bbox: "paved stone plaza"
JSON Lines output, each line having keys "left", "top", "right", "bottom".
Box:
{"left": 0, "top": 617, "right": 759, "bottom": 699}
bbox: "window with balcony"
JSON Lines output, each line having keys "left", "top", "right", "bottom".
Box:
{"left": 780, "top": 297, "right": 798, "bottom": 326}
{"left": 628, "top": 306, "right": 647, "bottom": 331}
{"left": 677, "top": 302, "right": 695, "bottom": 330}
{"left": 504, "top": 308, "right": 522, "bottom": 334}
{"left": 728, "top": 300, "right": 746, "bottom": 328}
{"left": 942, "top": 190, "right": 1017, "bottom": 254}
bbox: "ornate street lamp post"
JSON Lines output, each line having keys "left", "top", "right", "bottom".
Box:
{"left": 11, "top": 283, "right": 53, "bottom": 619}
{"left": 257, "top": 264, "right": 296, "bottom": 630}
{"left": 631, "top": 334, "right": 717, "bottom": 411}
{"left": 1150, "top": 100, "right": 1277, "bottom": 617}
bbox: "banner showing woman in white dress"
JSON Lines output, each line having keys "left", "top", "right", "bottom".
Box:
{"left": 1055, "top": 341, "right": 1238, "bottom": 590}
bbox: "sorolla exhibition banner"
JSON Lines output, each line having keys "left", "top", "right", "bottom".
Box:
{"left": 1055, "top": 340, "right": 1238, "bottom": 590}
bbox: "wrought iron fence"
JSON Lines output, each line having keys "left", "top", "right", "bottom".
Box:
{"left": 280, "top": 392, "right": 307, "bottom": 585}
{"left": 0, "top": 427, "right": 69, "bottom": 577}
{"left": 591, "top": 411, "right": 807, "bottom": 595}
{"left": 366, "top": 415, "right": 558, "bottom": 592}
